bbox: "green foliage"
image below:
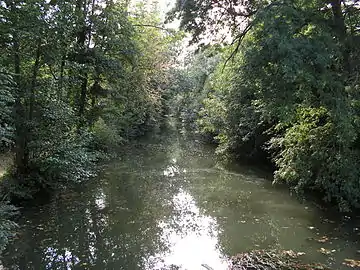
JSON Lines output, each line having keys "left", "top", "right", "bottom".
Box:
{"left": 168, "top": 0, "right": 265, "bottom": 44}
{"left": 92, "top": 117, "right": 123, "bottom": 150}
{"left": 0, "top": 0, "right": 174, "bottom": 197}
{"left": 0, "top": 68, "right": 15, "bottom": 151}
{"left": 171, "top": 0, "right": 360, "bottom": 210}
{"left": 0, "top": 0, "right": 176, "bottom": 256}
{"left": 270, "top": 106, "right": 360, "bottom": 211}
{"left": 36, "top": 133, "right": 98, "bottom": 188}
{"left": 167, "top": 52, "right": 220, "bottom": 130}
{"left": 0, "top": 200, "right": 17, "bottom": 254}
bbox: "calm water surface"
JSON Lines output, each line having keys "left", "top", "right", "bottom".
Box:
{"left": 2, "top": 132, "right": 360, "bottom": 269}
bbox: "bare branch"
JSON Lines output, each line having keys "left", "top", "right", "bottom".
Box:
{"left": 223, "top": 1, "right": 286, "bottom": 70}
{"left": 133, "top": 24, "right": 174, "bottom": 34}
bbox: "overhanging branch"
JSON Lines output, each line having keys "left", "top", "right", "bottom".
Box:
{"left": 133, "top": 24, "right": 174, "bottom": 34}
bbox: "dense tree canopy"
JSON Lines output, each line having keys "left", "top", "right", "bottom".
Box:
{"left": 169, "top": 0, "right": 360, "bottom": 210}
{"left": 0, "top": 0, "right": 179, "bottom": 190}
{"left": 0, "top": 0, "right": 179, "bottom": 252}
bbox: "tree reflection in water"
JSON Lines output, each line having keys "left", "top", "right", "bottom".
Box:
{"left": 2, "top": 136, "right": 228, "bottom": 269}
{"left": 3, "top": 134, "right": 360, "bottom": 269}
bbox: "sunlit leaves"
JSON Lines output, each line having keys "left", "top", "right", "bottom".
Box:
{"left": 170, "top": 0, "right": 360, "bottom": 211}
{"left": 0, "top": 200, "right": 18, "bottom": 253}
{"left": 0, "top": 68, "right": 14, "bottom": 150}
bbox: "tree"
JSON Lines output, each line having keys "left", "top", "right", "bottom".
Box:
{"left": 0, "top": 68, "right": 15, "bottom": 150}
{"left": 0, "top": 0, "right": 176, "bottom": 199}
{"left": 169, "top": 0, "right": 360, "bottom": 210}
{"left": 0, "top": 0, "right": 177, "bottom": 254}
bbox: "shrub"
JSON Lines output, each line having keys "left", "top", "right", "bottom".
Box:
{"left": 0, "top": 199, "right": 17, "bottom": 254}
{"left": 92, "top": 117, "right": 124, "bottom": 150}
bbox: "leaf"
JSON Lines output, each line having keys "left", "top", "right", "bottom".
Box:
{"left": 316, "top": 236, "right": 329, "bottom": 243}
{"left": 317, "top": 248, "right": 336, "bottom": 255}
{"left": 343, "top": 259, "right": 360, "bottom": 268}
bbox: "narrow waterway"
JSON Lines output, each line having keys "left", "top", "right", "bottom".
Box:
{"left": 2, "top": 131, "right": 360, "bottom": 269}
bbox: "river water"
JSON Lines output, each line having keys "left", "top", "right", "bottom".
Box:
{"left": 2, "top": 131, "right": 360, "bottom": 269}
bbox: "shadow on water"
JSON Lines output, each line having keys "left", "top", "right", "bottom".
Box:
{"left": 2, "top": 129, "right": 360, "bottom": 269}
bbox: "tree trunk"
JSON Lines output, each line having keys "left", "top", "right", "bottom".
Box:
{"left": 29, "top": 39, "right": 41, "bottom": 121}
{"left": 13, "top": 33, "right": 27, "bottom": 175}
{"left": 78, "top": 73, "right": 88, "bottom": 119}
{"left": 76, "top": 0, "right": 89, "bottom": 126}
{"left": 59, "top": 55, "right": 66, "bottom": 101}
{"left": 330, "top": 0, "right": 350, "bottom": 73}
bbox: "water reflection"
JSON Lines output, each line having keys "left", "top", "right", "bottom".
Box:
{"left": 2, "top": 134, "right": 360, "bottom": 269}
{"left": 94, "top": 188, "right": 106, "bottom": 210}
{"left": 44, "top": 247, "right": 80, "bottom": 270}
{"left": 146, "top": 189, "right": 228, "bottom": 270}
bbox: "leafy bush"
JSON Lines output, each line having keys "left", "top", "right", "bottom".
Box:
{"left": 92, "top": 117, "right": 124, "bottom": 150}
{"left": 0, "top": 68, "right": 15, "bottom": 151}
{"left": 0, "top": 97, "right": 99, "bottom": 200}
{"left": 29, "top": 99, "right": 98, "bottom": 186}
{"left": 170, "top": 1, "right": 360, "bottom": 210}
{"left": 36, "top": 134, "right": 98, "bottom": 188}
{"left": 271, "top": 107, "right": 360, "bottom": 211}
{"left": 0, "top": 200, "right": 17, "bottom": 254}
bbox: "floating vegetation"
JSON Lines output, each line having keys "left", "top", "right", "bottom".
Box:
{"left": 343, "top": 259, "right": 360, "bottom": 268}
{"left": 317, "top": 248, "right": 336, "bottom": 255}
{"left": 229, "top": 250, "right": 329, "bottom": 270}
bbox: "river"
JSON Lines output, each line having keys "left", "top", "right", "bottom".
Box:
{"left": 2, "top": 131, "right": 360, "bottom": 269}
